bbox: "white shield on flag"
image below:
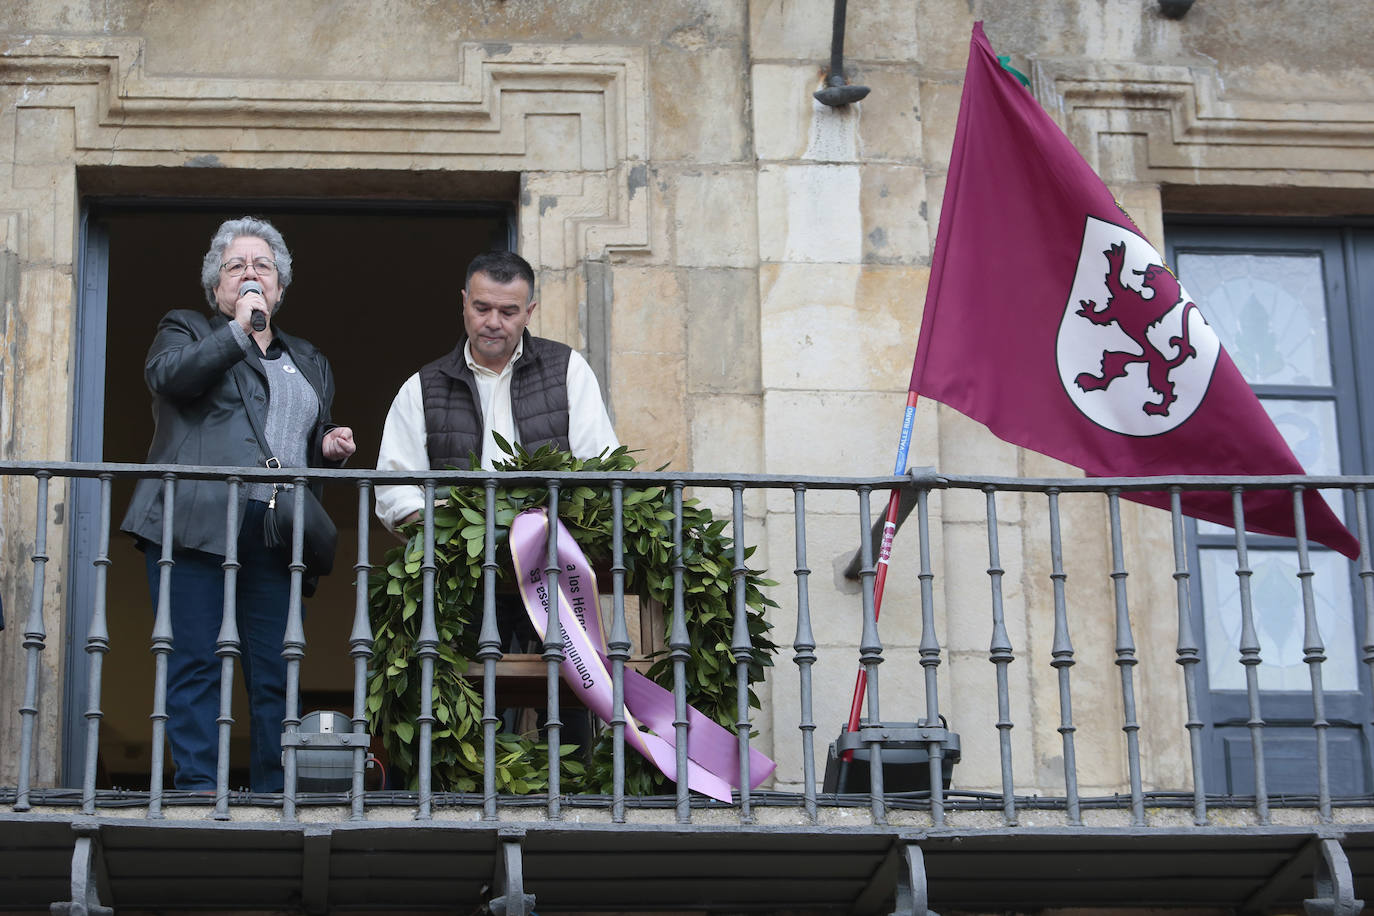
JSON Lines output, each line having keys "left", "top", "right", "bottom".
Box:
{"left": 1057, "top": 216, "right": 1221, "bottom": 437}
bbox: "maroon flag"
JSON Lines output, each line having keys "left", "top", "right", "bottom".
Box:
{"left": 911, "top": 23, "right": 1360, "bottom": 560}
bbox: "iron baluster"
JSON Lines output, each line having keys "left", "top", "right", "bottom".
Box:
{"left": 608, "top": 481, "right": 631, "bottom": 823}
{"left": 1107, "top": 489, "right": 1145, "bottom": 826}
{"left": 793, "top": 485, "right": 819, "bottom": 822}
{"left": 670, "top": 482, "right": 691, "bottom": 824}
{"left": 1170, "top": 487, "right": 1207, "bottom": 825}
{"left": 542, "top": 481, "right": 563, "bottom": 821}
{"left": 414, "top": 480, "right": 439, "bottom": 820}
{"left": 916, "top": 488, "right": 945, "bottom": 827}
{"left": 79, "top": 475, "right": 113, "bottom": 816}
{"left": 280, "top": 477, "right": 310, "bottom": 823}
{"left": 147, "top": 474, "right": 176, "bottom": 819}
{"left": 856, "top": 486, "right": 886, "bottom": 825}
{"left": 1231, "top": 486, "right": 1268, "bottom": 824}
{"left": 213, "top": 479, "right": 242, "bottom": 820}
{"left": 1047, "top": 489, "right": 1081, "bottom": 825}
{"left": 349, "top": 481, "right": 375, "bottom": 821}
{"left": 731, "top": 483, "right": 754, "bottom": 821}
{"left": 15, "top": 471, "right": 51, "bottom": 813}
{"left": 1293, "top": 486, "right": 1332, "bottom": 822}
{"left": 985, "top": 487, "right": 1017, "bottom": 826}
{"left": 478, "top": 479, "right": 502, "bottom": 821}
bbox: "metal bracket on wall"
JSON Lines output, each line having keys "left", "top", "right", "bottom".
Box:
{"left": 488, "top": 827, "right": 536, "bottom": 916}
{"left": 853, "top": 840, "right": 933, "bottom": 916}
{"left": 301, "top": 826, "right": 332, "bottom": 915}
{"left": 50, "top": 824, "right": 113, "bottom": 916}
{"left": 889, "top": 843, "right": 932, "bottom": 916}
{"left": 1304, "top": 838, "right": 1363, "bottom": 916}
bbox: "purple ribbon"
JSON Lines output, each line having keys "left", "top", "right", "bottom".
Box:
{"left": 509, "top": 508, "right": 776, "bottom": 802}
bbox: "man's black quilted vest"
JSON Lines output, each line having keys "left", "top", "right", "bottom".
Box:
{"left": 418, "top": 331, "right": 573, "bottom": 469}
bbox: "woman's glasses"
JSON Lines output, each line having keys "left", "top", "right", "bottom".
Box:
{"left": 220, "top": 258, "right": 278, "bottom": 278}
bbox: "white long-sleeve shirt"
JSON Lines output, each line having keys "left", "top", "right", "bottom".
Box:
{"left": 374, "top": 339, "right": 619, "bottom": 531}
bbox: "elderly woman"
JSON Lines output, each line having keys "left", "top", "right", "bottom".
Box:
{"left": 121, "top": 216, "right": 355, "bottom": 793}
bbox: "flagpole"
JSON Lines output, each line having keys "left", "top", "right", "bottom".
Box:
{"left": 842, "top": 389, "right": 919, "bottom": 760}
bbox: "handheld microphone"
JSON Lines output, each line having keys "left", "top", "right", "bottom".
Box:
{"left": 240, "top": 281, "right": 267, "bottom": 331}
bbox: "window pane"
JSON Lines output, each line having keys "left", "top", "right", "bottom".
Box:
{"left": 1176, "top": 252, "right": 1331, "bottom": 387}
{"left": 1265, "top": 397, "right": 1341, "bottom": 477}
{"left": 1201, "top": 547, "right": 1356, "bottom": 692}
{"left": 1197, "top": 398, "right": 1344, "bottom": 535}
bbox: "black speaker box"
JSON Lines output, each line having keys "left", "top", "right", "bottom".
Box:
{"left": 822, "top": 722, "right": 961, "bottom": 794}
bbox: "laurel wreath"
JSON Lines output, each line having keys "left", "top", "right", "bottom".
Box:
{"left": 365, "top": 440, "right": 778, "bottom": 795}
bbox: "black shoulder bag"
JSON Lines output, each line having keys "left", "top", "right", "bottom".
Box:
{"left": 237, "top": 374, "right": 338, "bottom": 580}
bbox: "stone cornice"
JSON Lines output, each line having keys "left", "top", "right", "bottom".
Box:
{"left": 1030, "top": 57, "right": 1374, "bottom": 186}
{"left": 0, "top": 35, "right": 651, "bottom": 261}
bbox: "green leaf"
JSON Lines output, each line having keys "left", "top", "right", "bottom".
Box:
{"left": 364, "top": 441, "right": 778, "bottom": 796}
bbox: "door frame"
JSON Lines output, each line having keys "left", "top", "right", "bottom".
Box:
{"left": 1166, "top": 218, "right": 1374, "bottom": 797}
{"left": 63, "top": 194, "right": 518, "bottom": 786}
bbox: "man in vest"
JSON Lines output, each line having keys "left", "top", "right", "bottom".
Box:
{"left": 375, "top": 249, "right": 619, "bottom": 534}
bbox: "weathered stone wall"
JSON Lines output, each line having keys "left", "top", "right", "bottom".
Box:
{"left": 2, "top": 0, "right": 1373, "bottom": 796}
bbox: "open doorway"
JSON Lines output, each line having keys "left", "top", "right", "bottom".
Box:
{"left": 69, "top": 197, "right": 514, "bottom": 788}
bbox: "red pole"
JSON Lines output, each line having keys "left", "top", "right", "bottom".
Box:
{"left": 842, "top": 391, "right": 918, "bottom": 759}
{"left": 841, "top": 489, "right": 902, "bottom": 753}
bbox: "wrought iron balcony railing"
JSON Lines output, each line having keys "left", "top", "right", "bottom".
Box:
{"left": 3, "top": 460, "right": 1374, "bottom": 912}
{"left": 6, "top": 459, "right": 1374, "bottom": 820}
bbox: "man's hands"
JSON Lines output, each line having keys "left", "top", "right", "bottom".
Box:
{"left": 387, "top": 510, "right": 422, "bottom": 543}
{"left": 322, "top": 427, "right": 356, "bottom": 461}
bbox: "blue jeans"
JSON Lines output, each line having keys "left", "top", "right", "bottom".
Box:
{"left": 143, "top": 500, "right": 291, "bottom": 792}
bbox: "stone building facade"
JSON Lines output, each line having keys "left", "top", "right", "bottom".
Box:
{"left": 2, "top": 0, "right": 1373, "bottom": 808}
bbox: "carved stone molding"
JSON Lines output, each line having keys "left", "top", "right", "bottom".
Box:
{"left": 0, "top": 36, "right": 651, "bottom": 264}
{"left": 1030, "top": 58, "right": 1374, "bottom": 188}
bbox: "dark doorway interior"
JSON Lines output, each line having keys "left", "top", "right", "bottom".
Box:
{"left": 84, "top": 201, "right": 511, "bottom": 788}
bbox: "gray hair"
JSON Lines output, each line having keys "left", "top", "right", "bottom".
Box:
{"left": 200, "top": 216, "right": 294, "bottom": 309}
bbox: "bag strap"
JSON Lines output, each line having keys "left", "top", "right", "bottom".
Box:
{"left": 229, "top": 354, "right": 286, "bottom": 505}
{"left": 185, "top": 309, "right": 286, "bottom": 505}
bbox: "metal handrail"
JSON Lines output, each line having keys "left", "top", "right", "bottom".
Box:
{"left": 3, "top": 460, "right": 1372, "bottom": 832}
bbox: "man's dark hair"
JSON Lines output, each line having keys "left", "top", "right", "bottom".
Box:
{"left": 465, "top": 250, "right": 536, "bottom": 301}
